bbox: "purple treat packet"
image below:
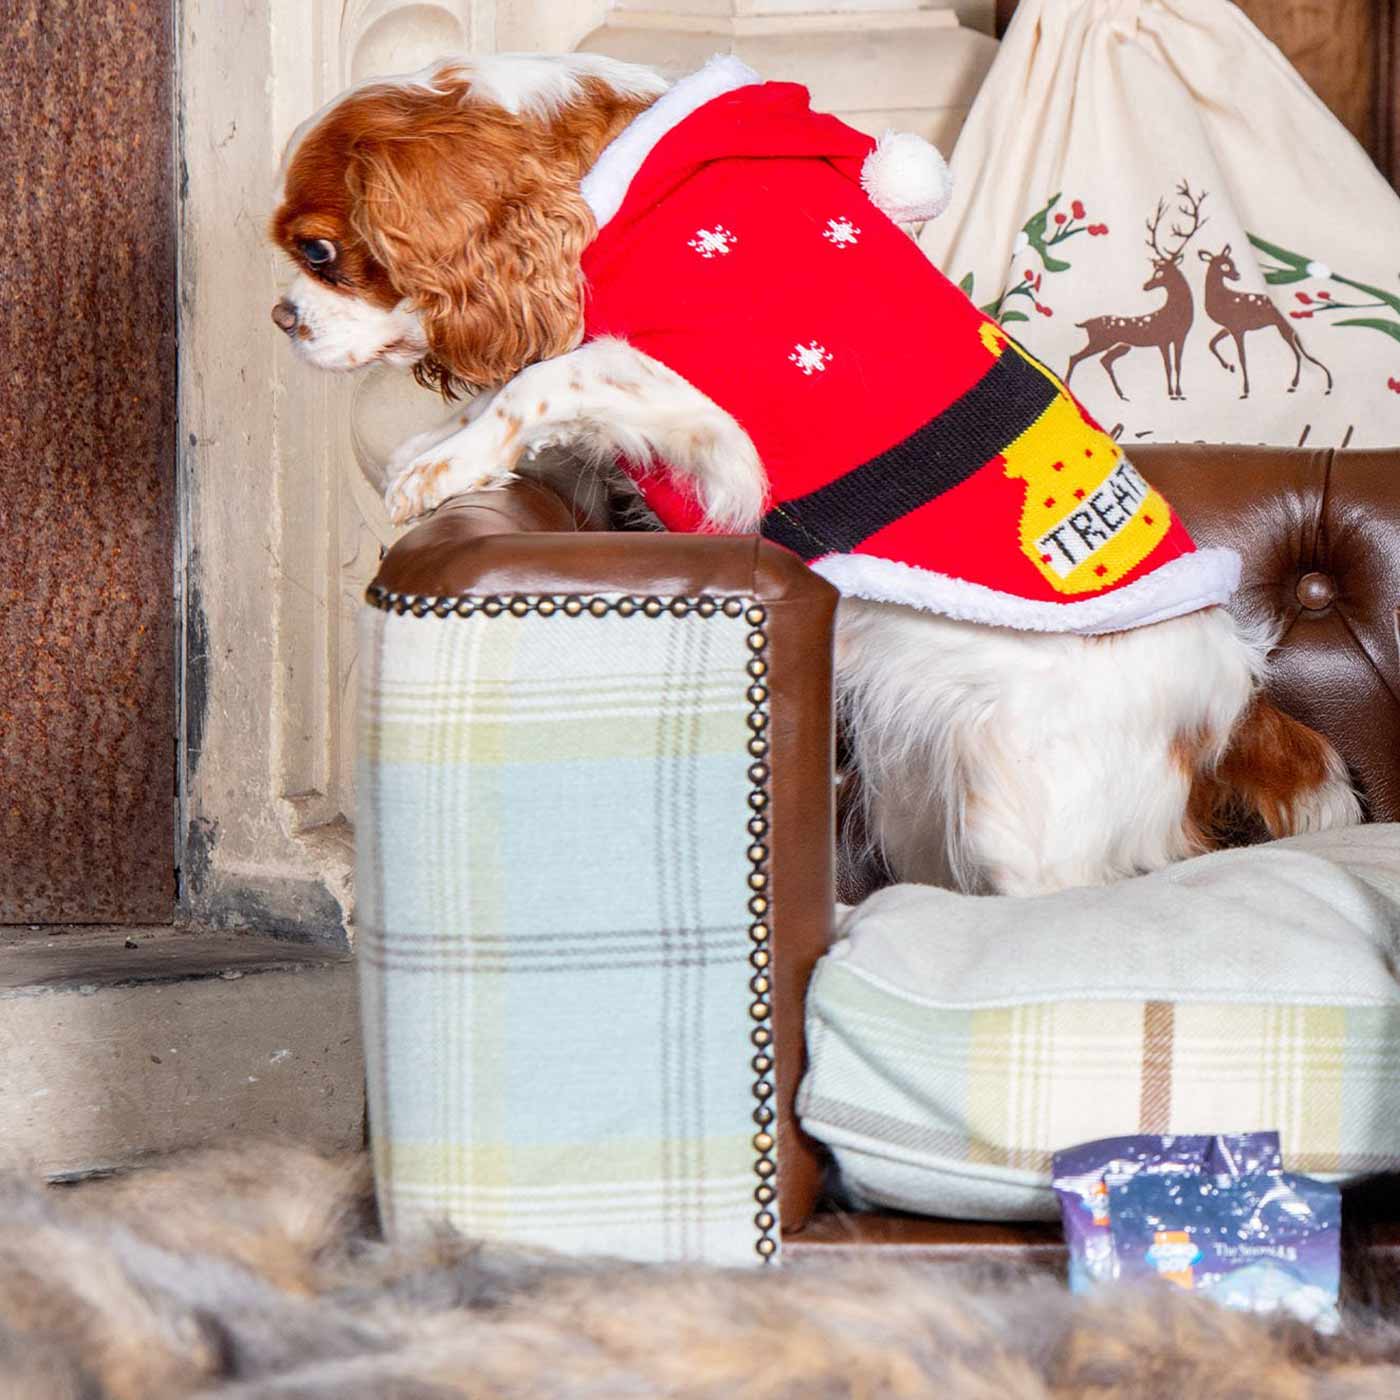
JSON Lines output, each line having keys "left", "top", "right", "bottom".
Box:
{"left": 1109, "top": 1157, "right": 1340, "bottom": 1330}
{"left": 1051, "top": 1133, "right": 1280, "bottom": 1292}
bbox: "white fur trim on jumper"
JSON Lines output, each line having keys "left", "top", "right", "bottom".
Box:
{"left": 813, "top": 547, "right": 1242, "bottom": 635}
{"left": 860, "top": 130, "right": 953, "bottom": 223}
{"left": 581, "top": 56, "right": 760, "bottom": 229}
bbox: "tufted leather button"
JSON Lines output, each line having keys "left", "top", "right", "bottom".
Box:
{"left": 1296, "top": 571, "right": 1336, "bottom": 610}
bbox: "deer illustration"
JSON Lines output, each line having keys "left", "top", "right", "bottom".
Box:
{"left": 1065, "top": 182, "right": 1207, "bottom": 402}
{"left": 1197, "top": 245, "right": 1333, "bottom": 398}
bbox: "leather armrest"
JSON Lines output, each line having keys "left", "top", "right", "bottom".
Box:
{"left": 375, "top": 482, "right": 599, "bottom": 596}
{"left": 368, "top": 496, "right": 839, "bottom": 1237}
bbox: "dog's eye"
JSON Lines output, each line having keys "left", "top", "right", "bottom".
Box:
{"left": 300, "top": 238, "right": 337, "bottom": 269}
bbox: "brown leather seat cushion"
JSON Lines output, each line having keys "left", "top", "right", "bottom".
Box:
{"left": 1134, "top": 445, "right": 1400, "bottom": 822}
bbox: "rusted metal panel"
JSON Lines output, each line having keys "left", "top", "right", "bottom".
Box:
{"left": 0, "top": 2, "right": 176, "bottom": 922}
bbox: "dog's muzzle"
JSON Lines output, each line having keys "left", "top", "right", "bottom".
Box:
{"left": 271, "top": 299, "right": 300, "bottom": 335}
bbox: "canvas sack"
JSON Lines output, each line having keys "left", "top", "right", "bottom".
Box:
{"left": 920, "top": 0, "right": 1400, "bottom": 449}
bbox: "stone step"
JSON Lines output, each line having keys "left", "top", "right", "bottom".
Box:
{"left": 0, "top": 925, "right": 363, "bottom": 1179}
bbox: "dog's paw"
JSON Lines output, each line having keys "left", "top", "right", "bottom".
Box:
{"left": 694, "top": 422, "right": 767, "bottom": 533}
{"left": 383, "top": 449, "right": 517, "bottom": 525}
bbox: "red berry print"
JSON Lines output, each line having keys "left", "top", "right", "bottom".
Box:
{"left": 1296, "top": 292, "right": 1313, "bottom": 304}
{"left": 1388, "top": 377, "right": 1400, "bottom": 394}
{"left": 1290, "top": 310, "right": 1313, "bottom": 319}
{"left": 1054, "top": 212, "right": 1068, "bottom": 225}
{"left": 1071, "top": 200, "right": 1086, "bottom": 220}
{"left": 1317, "top": 290, "right": 1332, "bottom": 300}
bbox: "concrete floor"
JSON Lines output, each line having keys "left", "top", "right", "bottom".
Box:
{"left": 0, "top": 925, "right": 364, "bottom": 1180}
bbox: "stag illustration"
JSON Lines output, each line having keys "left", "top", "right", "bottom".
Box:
{"left": 1065, "top": 183, "right": 1207, "bottom": 402}
{"left": 1197, "top": 245, "right": 1333, "bottom": 398}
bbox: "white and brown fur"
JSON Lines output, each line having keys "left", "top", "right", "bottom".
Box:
{"left": 269, "top": 53, "right": 1361, "bottom": 895}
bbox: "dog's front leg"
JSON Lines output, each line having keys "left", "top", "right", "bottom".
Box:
{"left": 384, "top": 338, "right": 765, "bottom": 528}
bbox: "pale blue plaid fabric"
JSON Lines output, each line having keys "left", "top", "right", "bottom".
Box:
{"left": 357, "top": 594, "right": 774, "bottom": 1265}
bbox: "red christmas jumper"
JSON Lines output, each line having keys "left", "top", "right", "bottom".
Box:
{"left": 578, "top": 58, "right": 1239, "bottom": 634}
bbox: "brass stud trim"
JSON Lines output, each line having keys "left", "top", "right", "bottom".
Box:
{"left": 366, "top": 587, "right": 759, "bottom": 623}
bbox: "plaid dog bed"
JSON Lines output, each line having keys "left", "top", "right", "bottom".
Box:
{"left": 799, "top": 825, "right": 1400, "bottom": 1220}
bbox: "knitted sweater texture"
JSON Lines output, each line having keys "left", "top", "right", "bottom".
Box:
{"left": 578, "top": 61, "right": 1239, "bottom": 633}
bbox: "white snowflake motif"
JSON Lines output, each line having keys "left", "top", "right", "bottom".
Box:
{"left": 823, "top": 216, "right": 862, "bottom": 249}
{"left": 788, "top": 340, "right": 833, "bottom": 375}
{"left": 688, "top": 225, "right": 737, "bottom": 258}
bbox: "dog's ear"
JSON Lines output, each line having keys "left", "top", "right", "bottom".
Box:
{"left": 345, "top": 107, "right": 594, "bottom": 395}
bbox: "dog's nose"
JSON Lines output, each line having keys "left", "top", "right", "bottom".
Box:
{"left": 271, "top": 299, "right": 299, "bottom": 334}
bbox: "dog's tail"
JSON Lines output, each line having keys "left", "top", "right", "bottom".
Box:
{"left": 1190, "top": 696, "right": 1362, "bottom": 845}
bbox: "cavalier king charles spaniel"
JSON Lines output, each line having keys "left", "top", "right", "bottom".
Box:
{"left": 269, "top": 52, "right": 1360, "bottom": 895}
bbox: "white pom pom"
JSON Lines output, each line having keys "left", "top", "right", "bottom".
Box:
{"left": 860, "top": 130, "right": 953, "bottom": 224}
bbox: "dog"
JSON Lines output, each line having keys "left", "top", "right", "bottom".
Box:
{"left": 269, "top": 52, "right": 1360, "bottom": 895}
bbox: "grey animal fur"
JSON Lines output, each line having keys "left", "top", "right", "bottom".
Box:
{"left": 3, "top": 1143, "right": 1400, "bottom": 1398}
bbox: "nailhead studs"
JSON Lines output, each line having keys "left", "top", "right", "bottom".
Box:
{"left": 746, "top": 600, "right": 777, "bottom": 1264}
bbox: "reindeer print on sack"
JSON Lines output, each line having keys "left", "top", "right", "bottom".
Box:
{"left": 1064, "top": 183, "right": 1207, "bottom": 402}
{"left": 1198, "top": 244, "right": 1334, "bottom": 399}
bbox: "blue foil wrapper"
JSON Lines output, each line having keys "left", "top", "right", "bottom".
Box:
{"left": 1051, "top": 1135, "right": 1217, "bottom": 1292}
{"left": 1052, "top": 1132, "right": 1339, "bottom": 1330}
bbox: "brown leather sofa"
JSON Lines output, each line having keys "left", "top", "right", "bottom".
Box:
{"left": 371, "top": 444, "right": 1400, "bottom": 1259}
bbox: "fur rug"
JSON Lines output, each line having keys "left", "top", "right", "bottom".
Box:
{"left": 5, "top": 1144, "right": 1400, "bottom": 1398}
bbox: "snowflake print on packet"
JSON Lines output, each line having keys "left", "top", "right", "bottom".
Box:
{"left": 789, "top": 341, "right": 833, "bottom": 375}
{"left": 688, "top": 225, "right": 738, "bottom": 258}
{"left": 823, "top": 216, "right": 861, "bottom": 248}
